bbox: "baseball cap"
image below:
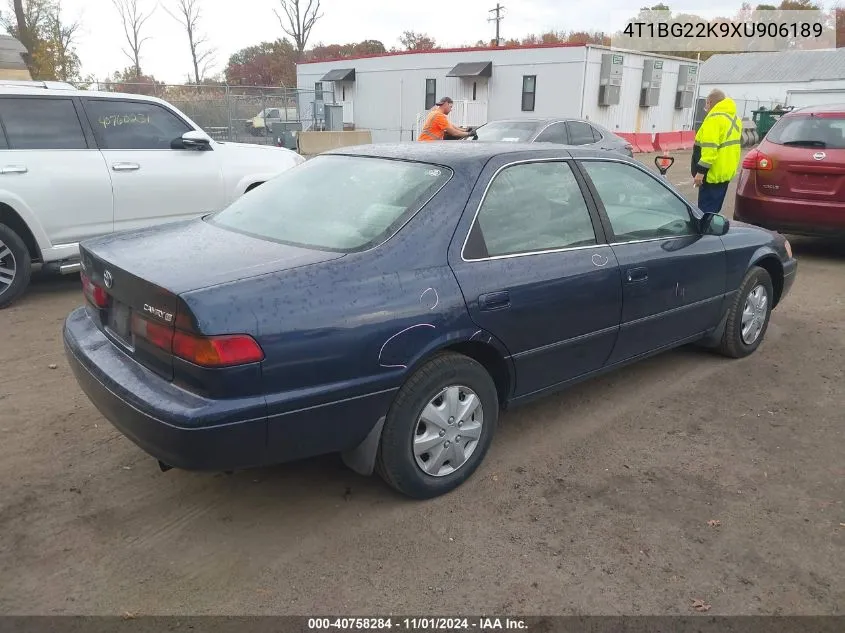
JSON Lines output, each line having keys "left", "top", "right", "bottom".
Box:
{"left": 435, "top": 96, "right": 454, "bottom": 105}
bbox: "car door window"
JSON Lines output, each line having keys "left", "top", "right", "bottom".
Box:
{"left": 582, "top": 160, "right": 696, "bottom": 241}
{"left": 84, "top": 99, "right": 191, "bottom": 150}
{"left": 534, "top": 122, "right": 568, "bottom": 144}
{"left": 0, "top": 97, "right": 87, "bottom": 150}
{"left": 467, "top": 161, "right": 597, "bottom": 259}
{"left": 267, "top": 109, "right": 280, "bottom": 119}
{"left": 589, "top": 125, "right": 603, "bottom": 142}
{"left": 567, "top": 121, "right": 596, "bottom": 145}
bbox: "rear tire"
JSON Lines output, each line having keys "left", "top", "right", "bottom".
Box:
{"left": 376, "top": 352, "right": 498, "bottom": 499}
{"left": 0, "top": 223, "right": 31, "bottom": 310}
{"left": 718, "top": 266, "right": 774, "bottom": 358}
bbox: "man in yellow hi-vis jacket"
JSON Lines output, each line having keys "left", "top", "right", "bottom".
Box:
{"left": 691, "top": 89, "right": 742, "bottom": 214}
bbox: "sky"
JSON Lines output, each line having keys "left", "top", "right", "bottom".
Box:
{"left": 34, "top": 0, "right": 837, "bottom": 83}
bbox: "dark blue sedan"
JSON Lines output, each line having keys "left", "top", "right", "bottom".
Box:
{"left": 63, "top": 143, "right": 797, "bottom": 499}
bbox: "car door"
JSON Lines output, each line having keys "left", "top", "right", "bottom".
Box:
{"left": 81, "top": 97, "right": 225, "bottom": 234}
{"left": 449, "top": 157, "right": 623, "bottom": 397}
{"left": 0, "top": 95, "right": 113, "bottom": 245}
{"left": 578, "top": 158, "right": 727, "bottom": 363}
{"left": 533, "top": 122, "right": 569, "bottom": 145}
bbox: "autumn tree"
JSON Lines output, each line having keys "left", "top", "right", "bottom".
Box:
{"left": 274, "top": 0, "right": 322, "bottom": 58}
{"left": 106, "top": 65, "right": 162, "bottom": 95}
{"left": 2, "top": 0, "right": 82, "bottom": 80}
{"left": 399, "top": 30, "right": 437, "bottom": 50}
{"left": 164, "top": 0, "right": 214, "bottom": 84}
{"left": 224, "top": 39, "right": 297, "bottom": 87}
{"left": 308, "top": 39, "right": 385, "bottom": 61}
{"left": 112, "top": 0, "right": 153, "bottom": 80}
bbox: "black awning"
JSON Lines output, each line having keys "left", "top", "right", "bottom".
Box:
{"left": 320, "top": 68, "right": 355, "bottom": 82}
{"left": 446, "top": 62, "right": 492, "bottom": 78}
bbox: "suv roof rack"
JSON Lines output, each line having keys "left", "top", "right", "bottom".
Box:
{"left": 0, "top": 79, "right": 76, "bottom": 90}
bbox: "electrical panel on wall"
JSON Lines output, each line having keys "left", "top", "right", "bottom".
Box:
{"left": 640, "top": 59, "right": 663, "bottom": 107}
{"left": 675, "top": 64, "right": 697, "bottom": 109}
{"left": 598, "top": 53, "right": 623, "bottom": 106}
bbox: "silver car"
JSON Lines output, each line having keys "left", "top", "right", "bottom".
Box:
{"left": 470, "top": 117, "right": 634, "bottom": 157}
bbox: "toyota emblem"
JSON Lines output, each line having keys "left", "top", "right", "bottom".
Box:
{"left": 813, "top": 152, "right": 826, "bottom": 161}
{"left": 103, "top": 270, "right": 113, "bottom": 288}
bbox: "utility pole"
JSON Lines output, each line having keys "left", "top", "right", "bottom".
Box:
{"left": 488, "top": 3, "right": 505, "bottom": 46}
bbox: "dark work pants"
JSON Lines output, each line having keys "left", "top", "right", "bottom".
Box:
{"left": 697, "top": 181, "right": 730, "bottom": 214}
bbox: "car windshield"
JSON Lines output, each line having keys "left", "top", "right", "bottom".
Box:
{"left": 474, "top": 121, "right": 541, "bottom": 142}
{"left": 208, "top": 155, "right": 452, "bottom": 252}
{"left": 767, "top": 115, "right": 845, "bottom": 149}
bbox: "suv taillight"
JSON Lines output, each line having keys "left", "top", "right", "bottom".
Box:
{"left": 80, "top": 272, "right": 109, "bottom": 308}
{"left": 131, "top": 313, "right": 264, "bottom": 368}
{"left": 742, "top": 148, "right": 774, "bottom": 171}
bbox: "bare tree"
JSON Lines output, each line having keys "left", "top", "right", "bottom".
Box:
{"left": 274, "top": 0, "right": 322, "bottom": 57}
{"left": 112, "top": 0, "right": 153, "bottom": 79}
{"left": 163, "top": 0, "right": 215, "bottom": 84}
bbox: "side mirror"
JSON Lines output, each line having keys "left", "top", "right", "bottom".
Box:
{"left": 701, "top": 212, "right": 730, "bottom": 236}
{"left": 172, "top": 130, "right": 212, "bottom": 151}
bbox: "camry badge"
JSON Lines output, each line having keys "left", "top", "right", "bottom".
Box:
{"left": 103, "top": 270, "right": 113, "bottom": 288}
{"left": 813, "top": 152, "right": 826, "bottom": 161}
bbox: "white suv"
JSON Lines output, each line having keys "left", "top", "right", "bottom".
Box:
{"left": 0, "top": 80, "right": 305, "bottom": 308}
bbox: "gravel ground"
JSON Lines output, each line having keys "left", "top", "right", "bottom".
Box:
{"left": 0, "top": 151, "right": 842, "bottom": 616}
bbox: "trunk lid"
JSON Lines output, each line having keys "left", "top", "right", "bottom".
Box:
{"left": 80, "top": 218, "right": 344, "bottom": 380}
{"left": 758, "top": 113, "right": 845, "bottom": 201}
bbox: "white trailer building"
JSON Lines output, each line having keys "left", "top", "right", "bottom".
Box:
{"left": 697, "top": 49, "right": 845, "bottom": 118}
{"left": 296, "top": 44, "right": 701, "bottom": 143}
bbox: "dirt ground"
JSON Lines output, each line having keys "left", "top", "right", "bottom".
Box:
{"left": 0, "top": 151, "right": 843, "bottom": 616}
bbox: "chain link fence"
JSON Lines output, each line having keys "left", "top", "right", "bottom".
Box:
{"left": 76, "top": 82, "right": 321, "bottom": 148}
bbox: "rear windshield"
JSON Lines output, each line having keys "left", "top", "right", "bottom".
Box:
{"left": 767, "top": 115, "right": 845, "bottom": 149}
{"left": 209, "top": 155, "right": 452, "bottom": 252}
{"left": 474, "top": 121, "right": 541, "bottom": 142}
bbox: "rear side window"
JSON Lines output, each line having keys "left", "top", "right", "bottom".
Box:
{"left": 590, "top": 125, "right": 603, "bottom": 142}
{"left": 767, "top": 115, "right": 845, "bottom": 149}
{"left": 466, "top": 161, "right": 597, "bottom": 259}
{"left": 0, "top": 97, "right": 87, "bottom": 150}
{"left": 84, "top": 99, "right": 191, "bottom": 150}
{"left": 567, "top": 121, "right": 596, "bottom": 145}
{"left": 534, "top": 122, "right": 568, "bottom": 144}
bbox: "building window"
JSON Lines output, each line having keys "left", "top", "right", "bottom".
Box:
{"left": 425, "top": 79, "right": 436, "bottom": 110}
{"left": 342, "top": 85, "right": 346, "bottom": 101}
{"left": 315, "top": 82, "right": 323, "bottom": 101}
{"left": 472, "top": 82, "right": 477, "bottom": 101}
{"left": 521, "top": 75, "right": 536, "bottom": 112}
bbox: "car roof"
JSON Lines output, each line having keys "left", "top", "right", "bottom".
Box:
{"left": 786, "top": 103, "right": 845, "bottom": 115}
{"left": 0, "top": 82, "right": 176, "bottom": 108}
{"left": 324, "top": 142, "right": 633, "bottom": 170}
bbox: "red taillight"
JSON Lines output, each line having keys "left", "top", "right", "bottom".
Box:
{"left": 80, "top": 272, "right": 109, "bottom": 308}
{"left": 131, "top": 313, "right": 263, "bottom": 368}
{"left": 742, "top": 148, "right": 773, "bottom": 171}
{"left": 172, "top": 331, "right": 264, "bottom": 367}
{"left": 131, "top": 313, "right": 172, "bottom": 351}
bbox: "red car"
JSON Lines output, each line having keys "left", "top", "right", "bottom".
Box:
{"left": 735, "top": 104, "right": 845, "bottom": 237}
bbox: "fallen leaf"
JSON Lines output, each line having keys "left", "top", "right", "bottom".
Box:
{"left": 708, "top": 520, "right": 722, "bottom": 528}
{"left": 839, "top": 523, "right": 845, "bottom": 528}
{"left": 121, "top": 612, "right": 138, "bottom": 620}
{"left": 48, "top": 364, "right": 58, "bottom": 370}
{"left": 691, "top": 599, "right": 711, "bottom": 612}
{"left": 121, "top": 466, "right": 131, "bottom": 470}
{"left": 492, "top": 474, "right": 499, "bottom": 482}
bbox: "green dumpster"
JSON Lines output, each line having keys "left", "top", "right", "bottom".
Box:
{"left": 752, "top": 106, "right": 791, "bottom": 138}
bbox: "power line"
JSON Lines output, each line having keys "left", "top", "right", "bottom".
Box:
{"left": 488, "top": 3, "right": 505, "bottom": 46}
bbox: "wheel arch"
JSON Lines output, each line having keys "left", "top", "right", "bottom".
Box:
{"left": 750, "top": 252, "right": 784, "bottom": 307}
{"left": 0, "top": 202, "right": 42, "bottom": 262}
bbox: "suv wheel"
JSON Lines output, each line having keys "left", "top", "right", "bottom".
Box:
{"left": 0, "top": 223, "right": 32, "bottom": 309}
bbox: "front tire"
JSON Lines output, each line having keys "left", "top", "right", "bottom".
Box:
{"left": 718, "top": 266, "right": 774, "bottom": 358}
{"left": 376, "top": 353, "right": 498, "bottom": 499}
{"left": 0, "top": 223, "right": 32, "bottom": 310}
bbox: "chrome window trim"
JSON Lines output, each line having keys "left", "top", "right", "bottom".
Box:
{"left": 460, "top": 155, "right": 700, "bottom": 263}
{"left": 460, "top": 157, "right": 602, "bottom": 263}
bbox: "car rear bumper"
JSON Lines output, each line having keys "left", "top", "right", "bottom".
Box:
{"left": 63, "top": 307, "right": 394, "bottom": 471}
{"left": 735, "top": 190, "right": 845, "bottom": 237}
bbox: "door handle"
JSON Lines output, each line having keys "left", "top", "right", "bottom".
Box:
{"left": 0, "top": 165, "right": 28, "bottom": 174}
{"left": 111, "top": 162, "right": 140, "bottom": 171}
{"left": 626, "top": 267, "right": 649, "bottom": 283}
{"left": 479, "top": 290, "right": 510, "bottom": 311}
